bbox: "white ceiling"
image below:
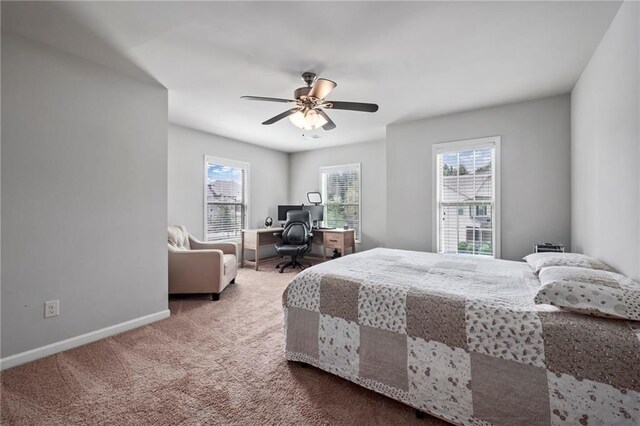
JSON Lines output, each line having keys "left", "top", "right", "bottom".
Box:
{"left": 3, "top": 1, "right": 621, "bottom": 152}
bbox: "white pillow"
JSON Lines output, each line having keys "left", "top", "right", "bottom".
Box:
{"left": 534, "top": 266, "right": 640, "bottom": 321}
{"left": 523, "top": 252, "right": 616, "bottom": 275}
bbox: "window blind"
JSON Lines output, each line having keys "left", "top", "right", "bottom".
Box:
{"left": 436, "top": 144, "right": 496, "bottom": 257}
{"left": 320, "top": 163, "right": 361, "bottom": 242}
{"left": 204, "top": 157, "right": 248, "bottom": 241}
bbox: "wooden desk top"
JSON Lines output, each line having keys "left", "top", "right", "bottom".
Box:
{"left": 242, "top": 227, "right": 283, "bottom": 233}
{"left": 241, "top": 227, "right": 355, "bottom": 234}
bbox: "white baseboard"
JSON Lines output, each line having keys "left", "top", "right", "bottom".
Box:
{"left": 0, "top": 309, "right": 171, "bottom": 371}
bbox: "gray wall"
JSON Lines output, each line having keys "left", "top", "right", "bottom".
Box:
{"left": 168, "top": 124, "right": 289, "bottom": 258}
{"left": 289, "top": 140, "right": 387, "bottom": 252}
{"left": 571, "top": 1, "right": 639, "bottom": 280}
{"left": 1, "top": 35, "right": 169, "bottom": 357}
{"left": 386, "top": 95, "right": 571, "bottom": 261}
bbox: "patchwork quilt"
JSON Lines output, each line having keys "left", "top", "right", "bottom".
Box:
{"left": 282, "top": 248, "right": 640, "bottom": 426}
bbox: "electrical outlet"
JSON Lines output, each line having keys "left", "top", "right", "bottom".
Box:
{"left": 44, "top": 300, "right": 59, "bottom": 318}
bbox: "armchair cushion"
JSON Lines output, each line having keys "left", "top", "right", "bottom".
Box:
{"left": 189, "top": 238, "right": 237, "bottom": 256}
{"left": 223, "top": 254, "right": 237, "bottom": 277}
{"left": 168, "top": 225, "right": 191, "bottom": 250}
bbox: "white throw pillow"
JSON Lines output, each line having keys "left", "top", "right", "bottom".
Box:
{"left": 534, "top": 266, "right": 640, "bottom": 321}
{"left": 523, "top": 252, "right": 616, "bottom": 275}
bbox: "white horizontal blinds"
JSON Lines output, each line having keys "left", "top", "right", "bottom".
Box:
{"left": 205, "top": 159, "right": 247, "bottom": 241}
{"left": 321, "top": 164, "right": 361, "bottom": 242}
{"left": 437, "top": 145, "right": 495, "bottom": 257}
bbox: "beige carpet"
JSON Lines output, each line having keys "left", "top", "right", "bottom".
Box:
{"left": 1, "top": 260, "right": 446, "bottom": 425}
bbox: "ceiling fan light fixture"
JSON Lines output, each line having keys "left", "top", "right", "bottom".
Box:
{"left": 242, "top": 72, "right": 378, "bottom": 131}
{"left": 289, "top": 108, "right": 327, "bottom": 130}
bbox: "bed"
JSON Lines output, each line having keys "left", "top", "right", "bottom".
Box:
{"left": 282, "top": 248, "right": 640, "bottom": 425}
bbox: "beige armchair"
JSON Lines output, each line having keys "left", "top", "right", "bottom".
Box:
{"left": 168, "top": 225, "right": 238, "bottom": 300}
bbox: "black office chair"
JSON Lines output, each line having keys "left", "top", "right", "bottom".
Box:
{"left": 274, "top": 210, "right": 313, "bottom": 273}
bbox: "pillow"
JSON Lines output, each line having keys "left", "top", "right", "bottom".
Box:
{"left": 534, "top": 266, "right": 640, "bottom": 321}
{"left": 523, "top": 252, "right": 616, "bottom": 275}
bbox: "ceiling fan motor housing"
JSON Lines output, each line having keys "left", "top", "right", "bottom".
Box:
{"left": 301, "top": 72, "right": 317, "bottom": 86}
{"left": 294, "top": 86, "right": 312, "bottom": 100}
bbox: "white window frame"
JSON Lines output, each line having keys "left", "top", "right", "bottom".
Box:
{"left": 432, "top": 136, "right": 501, "bottom": 258}
{"left": 203, "top": 155, "right": 250, "bottom": 242}
{"left": 319, "top": 163, "right": 362, "bottom": 244}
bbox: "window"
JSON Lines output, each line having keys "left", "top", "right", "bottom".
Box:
{"left": 433, "top": 137, "right": 500, "bottom": 257}
{"left": 320, "top": 163, "right": 361, "bottom": 243}
{"left": 204, "top": 156, "right": 249, "bottom": 241}
{"left": 474, "top": 205, "right": 488, "bottom": 217}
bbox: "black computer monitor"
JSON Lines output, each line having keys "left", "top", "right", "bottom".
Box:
{"left": 303, "top": 205, "right": 324, "bottom": 222}
{"left": 277, "top": 205, "right": 303, "bottom": 221}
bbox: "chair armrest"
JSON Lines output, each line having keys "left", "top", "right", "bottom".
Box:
{"left": 168, "top": 249, "right": 225, "bottom": 293}
{"left": 273, "top": 232, "right": 283, "bottom": 238}
{"left": 169, "top": 248, "right": 226, "bottom": 264}
{"left": 189, "top": 235, "right": 237, "bottom": 256}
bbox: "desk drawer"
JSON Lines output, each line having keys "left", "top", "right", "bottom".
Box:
{"left": 260, "top": 233, "right": 281, "bottom": 245}
{"left": 242, "top": 230, "right": 281, "bottom": 249}
{"left": 324, "top": 235, "right": 343, "bottom": 249}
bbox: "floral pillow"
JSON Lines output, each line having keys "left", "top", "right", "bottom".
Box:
{"left": 523, "top": 252, "right": 616, "bottom": 275}
{"left": 534, "top": 266, "right": 640, "bottom": 321}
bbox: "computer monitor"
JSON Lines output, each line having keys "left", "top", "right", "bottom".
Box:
{"left": 303, "top": 205, "right": 324, "bottom": 223}
{"left": 277, "top": 205, "right": 303, "bottom": 222}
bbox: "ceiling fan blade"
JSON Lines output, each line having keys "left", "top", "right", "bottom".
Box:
{"left": 325, "top": 101, "right": 379, "bottom": 113}
{"left": 308, "top": 78, "right": 337, "bottom": 100}
{"left": 262, "top": 108, "right": 300, "bottom": 125}
{"left": 241, "top": 96, "right": 296, "bottom": 103}
{"left": 318, "top": 109, "right": 336, "bottom": 131}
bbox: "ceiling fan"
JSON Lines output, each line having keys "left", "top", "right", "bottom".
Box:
{"left": 241, "top": 72, "right": 378, "bottom": 131}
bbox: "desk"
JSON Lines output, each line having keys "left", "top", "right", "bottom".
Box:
{"left": 241, "top": 228, "right": 357, "bottom": 270}
{"left": 314, "top": 229, "right": 356, "bottom": 260}
{"left": 240, "top": 227, "right": 283, "bottom": 271}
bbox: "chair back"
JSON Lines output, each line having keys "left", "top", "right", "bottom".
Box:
{"left": 168, "top": 225, "right": 191, "bottom": 251}
{"left": 281, "top": 210, "right": 311, "bottom": 245}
